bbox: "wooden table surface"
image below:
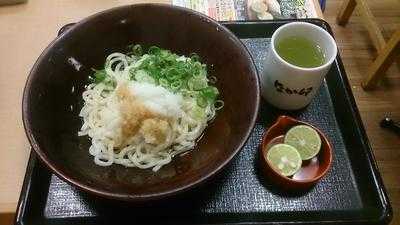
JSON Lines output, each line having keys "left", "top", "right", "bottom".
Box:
{"left": 0, "top": 0, "right": 398, "bottom": 224}
{"left": 325, "top": 0, "right": 400, "bottom": 224}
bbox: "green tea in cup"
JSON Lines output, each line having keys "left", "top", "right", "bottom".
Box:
{"left": 275, "top": 36, "right": 326, "bottom": 68}
{"left": 261, "top": 22, "right": 338, "bottom": 110}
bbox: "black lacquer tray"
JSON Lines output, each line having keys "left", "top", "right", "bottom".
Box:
{"left": 15, "top": 20, "right": 392, "bottom": 225}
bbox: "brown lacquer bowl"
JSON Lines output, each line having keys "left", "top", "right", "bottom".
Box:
{"left": 260, "top": 116, "right": 332, "bottom": 190}
{"left": 22, "top": 4, "right": 260, "bottom": 201}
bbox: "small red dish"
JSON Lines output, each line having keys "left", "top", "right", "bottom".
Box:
{"left": 260, "top": 115, "right": 333, "bottom": 190}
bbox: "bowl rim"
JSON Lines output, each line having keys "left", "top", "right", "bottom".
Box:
{"left": 22, "top": 3, "right": 260, "bottom": 201}
{"left": 260, "top": 115, "right": 333, "bottom": 184}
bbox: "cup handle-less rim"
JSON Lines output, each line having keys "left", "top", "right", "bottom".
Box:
{"left": 270, "top": 22, "right": 338, "bottom": 72}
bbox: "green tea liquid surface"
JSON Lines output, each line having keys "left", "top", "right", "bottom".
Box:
{"left": 275, "top": 36, "right": 326, "bottom": 68}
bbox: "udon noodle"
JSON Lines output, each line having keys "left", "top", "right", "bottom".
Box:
{"left": 78, "top": 45, "right": 222, "bottom": 171}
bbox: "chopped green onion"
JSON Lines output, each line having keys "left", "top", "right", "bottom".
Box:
{"left": 196, "top": 96, "right": 208, "bottom": 108}
{"left": 188, "top": 77, "right": 207, "bottom": 90}
{"left": 148, "top": 46, "right": 161, "bottom": 55}
{"left": 159, "top": 78, "right": 169, "bottom": 88}
{"left": 170, "top": 80, "right": 182, "bottom": 91}
{"left": 90, "top": 69, "right": 107, "bottom": 83}
{"left": 190, "top": 53, "right": 201, "bottom": 62}
{"left": 92, "top": 44, "right": 222, "bottom": 109}
{"left": 200, "top": 86, "right": 219, "bottom": 103}
{"left": 129, "top": 44, "right": 143, "bottom": 56}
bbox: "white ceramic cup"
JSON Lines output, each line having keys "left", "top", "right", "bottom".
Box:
{"left": 261, "top": 22, "right": 338, "bottom": 110}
